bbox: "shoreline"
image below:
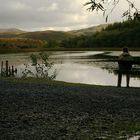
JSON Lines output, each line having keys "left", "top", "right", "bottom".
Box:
{"left": 7, "top": 77, "right": 140, "bottom": 88}
{"left": 1, "top": 47, "right": 140, "bottom": 54}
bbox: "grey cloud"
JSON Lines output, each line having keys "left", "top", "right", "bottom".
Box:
{"left": 0, "top": 0, "right": 139, "bottom": 31}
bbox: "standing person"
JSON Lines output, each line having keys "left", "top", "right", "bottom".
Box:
{"left": 117, "top": 47, "right": 133, "bottom": 87}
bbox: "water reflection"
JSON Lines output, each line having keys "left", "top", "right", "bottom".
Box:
{"left": 54, "top": 63, "right": 118, "bottom": 86}
{"left": 0, "top": 51, "right": 140, "bottom": 87}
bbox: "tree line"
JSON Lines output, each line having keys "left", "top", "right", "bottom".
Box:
{"left": 0, "top": 38, "right": 45, "bottom": 49}
{"left": 0, "top": 20, "right": 140, "bottom": 50}
{"left": 60, "top": 20, "right": 140, "bottom": 49}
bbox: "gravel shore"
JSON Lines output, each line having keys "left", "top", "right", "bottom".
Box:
{"left": 0, "top": 79, "right": 140, "bottom": 139}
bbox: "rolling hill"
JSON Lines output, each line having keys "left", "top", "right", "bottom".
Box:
{"left": 0, "top": 21, "right": 140, "bottom": 52}
{"left": 0, "top": 28, "right": 25, "bottom": 34}
{"left": 17, "top": 30, "right": 73, "bottom": 41}
{"left": 0, "top": 24, "right": 108, "bottom": 53}
{"left": 0, "top": 28, "right": 26, "bottom": 38}
{"left": 0, "top": 24, "right": 107, "bottom": 41}
{"left": 60, "top": 21, "right": 140, "bottom": 48}
{"left": 69, "top": 24, "right": 108, "bottom": 36}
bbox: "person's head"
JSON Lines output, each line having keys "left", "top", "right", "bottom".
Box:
{"left": 123, "top": 47, "right": 129, "bottom": 53}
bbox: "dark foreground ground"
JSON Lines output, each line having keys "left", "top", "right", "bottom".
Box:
{"left": 0, "top": 80, "right": 140, "bottom": 140}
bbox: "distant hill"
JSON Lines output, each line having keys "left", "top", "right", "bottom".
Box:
{"left": 60, "top": 21, "right": 140, "bottom": 48}
{"left": 0, "top": 24, "right": 107, "bottom": 41}
{"left": 17, "top": 30, "right": 73, "bottom": 41}
{"left": 0, "top": 28, "right": 25, "bottom": 38}
{"left": 68, "top": 24, "right": 108, "bottom": 36}
{"left": 0, "top": 33, "right": 17, "bottom": 38}
{"left": 1, "top": 21, "right": 140, "bottom": 52}
{"left": 0, "top": 28, "right": 25, "bottom": 34}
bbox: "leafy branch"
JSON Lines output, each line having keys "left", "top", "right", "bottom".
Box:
{"left": 84, "top": 0, "right": 139, "bottom": 21}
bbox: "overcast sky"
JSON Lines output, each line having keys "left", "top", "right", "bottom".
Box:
{"left": 0, "top": 0, "right": 140, "bottom": 31}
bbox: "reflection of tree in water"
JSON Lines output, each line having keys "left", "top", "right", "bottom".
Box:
{"left": 92, "top": 52, "right": 140, "bottom": 80}
{"left": 94, "top": 61, "right": 117, "bottom": 70}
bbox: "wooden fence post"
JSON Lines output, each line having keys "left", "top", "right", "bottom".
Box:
{"left": 1, "top": 61, "right": 3, "bottom": 76}
{"left": 12, "top": 66, "right": 14, "bottom": 76}
{"left": 6, "top": 60, "right": 9, "bottom": 77}
{"left": 1, "top": 60, "right": 17, "bottom": 77}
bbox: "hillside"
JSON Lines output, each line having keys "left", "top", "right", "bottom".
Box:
{"left": 1, "top": 21, "right": 140, "bottom": 52}
{"left": 60, "top": 21, "right": 140, "bottom": 49}
{"left": 0, "top": 25, "right": 107, "bottom": 41}
{"left": 69, "top": 24, "right": 108, "bottom": 36}
{"left": 0, "top": 28, "right": 25, "bottom": 39}
{"left": 0, "top": 25, "right": 106, "bottom": 52}
{"left": 0, "top": 28, "right": 25, "bottom": 34}
{"left": 17, "top": 30, "right": 73, "bottom": 41}
{"left": 0, "top": 33, "right": 17, "bottom": 38}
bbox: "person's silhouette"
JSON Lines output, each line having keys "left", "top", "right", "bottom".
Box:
{"left": 117, "top": 47, "right": 133, "bottom": 87}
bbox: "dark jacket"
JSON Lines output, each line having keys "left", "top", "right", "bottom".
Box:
{"left": 118, "top": 52, "right": 133, "bottom": 71}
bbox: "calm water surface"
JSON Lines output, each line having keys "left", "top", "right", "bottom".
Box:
{"left": 0, "top": 51, "right": 140, "bottom": 87}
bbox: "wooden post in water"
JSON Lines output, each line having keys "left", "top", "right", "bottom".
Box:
{"left": 6, "top": 60, "right": 9, "bottom": 77}
{"left": 12, "top": 66, "right": 14, "bottom": 76}
{"left": 1, "top": 60, "right": 17, "bottom": 77}
{"left": 15, "top": 68, "right": 17, "bottom": 75}
{"left": 1, "top": 61, "right": 3, "bottom": 76}
{"left": 8, "top": 66, "right": 11, "bottom": 76}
